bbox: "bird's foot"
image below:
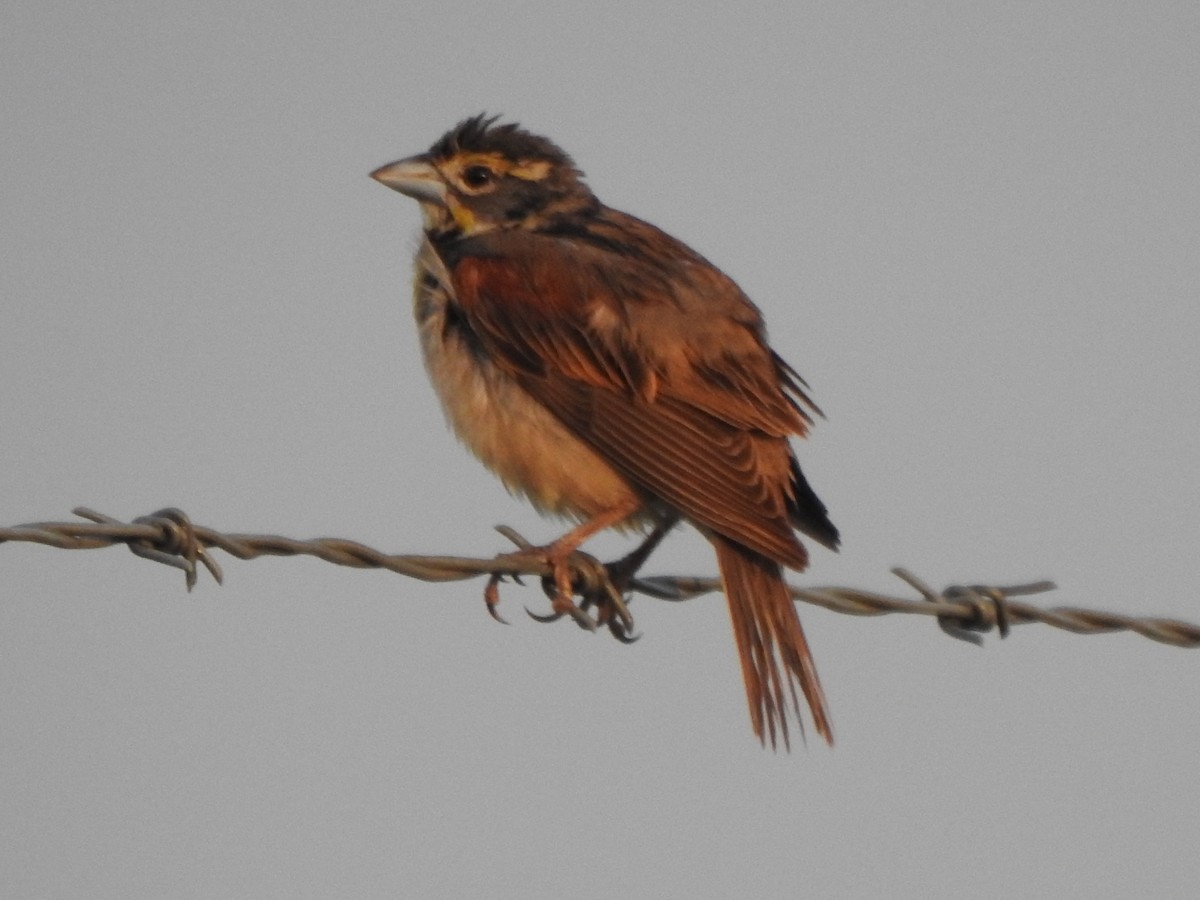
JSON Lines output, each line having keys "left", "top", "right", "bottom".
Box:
{"left": 485, "top": 527, "right": 637, "bottom": 641}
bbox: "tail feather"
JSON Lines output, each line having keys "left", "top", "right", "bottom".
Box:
{"left": 711, "top": 535, "right": 833, "bottom": 749}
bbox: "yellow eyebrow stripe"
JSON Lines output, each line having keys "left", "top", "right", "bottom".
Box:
{"left": 508, "top": 160, "right": 552, "bottom": 181}
{"left": 450, "top": 152, "right": 551, "bottom": 182}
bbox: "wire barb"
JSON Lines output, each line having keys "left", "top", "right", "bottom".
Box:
{"left": 2, "top": 507, "right": 1198, "bottom": 649}
{"left": 74, "top": 507, "right": 224, "bottom": 591}
{"left": 894, "top": 567, "right": 1017, "bottom": 646}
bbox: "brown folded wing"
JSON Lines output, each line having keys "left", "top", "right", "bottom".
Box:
{"left": 446, "top": 217, "right": 836, "bottom": 568}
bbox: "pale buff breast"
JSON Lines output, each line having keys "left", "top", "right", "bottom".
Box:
{"left": 411, "top": 240, "right": 644, "bottom": 524}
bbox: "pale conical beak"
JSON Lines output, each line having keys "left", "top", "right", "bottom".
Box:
{"left": 369, "top": 155, "right": 447, "bottom": 205}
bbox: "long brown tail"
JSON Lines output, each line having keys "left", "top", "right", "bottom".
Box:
{"left": 711, "top": 535, "right": 833, "bottom": 749}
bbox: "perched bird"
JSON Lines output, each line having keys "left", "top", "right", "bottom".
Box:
{"left": 371, "top": 115, "right": 839, "bottom": 748}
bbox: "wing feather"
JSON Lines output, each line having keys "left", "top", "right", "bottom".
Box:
{"left": 443, "top": 215, "right": 836, "bottom": 566}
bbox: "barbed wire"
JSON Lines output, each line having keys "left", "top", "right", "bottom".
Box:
{"left": 2, "top": 507, "right": 1198, "bottom": 649}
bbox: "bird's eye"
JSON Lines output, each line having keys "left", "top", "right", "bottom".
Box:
{"left": 462, "top": 165, "right": 495, "bottom": 188}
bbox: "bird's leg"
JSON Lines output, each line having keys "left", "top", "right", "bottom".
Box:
{"left": 605, "top": 513, "right": 679, "bottom": 591}
{"left": 588, "top": 514, "right": 679, "bottom": 639}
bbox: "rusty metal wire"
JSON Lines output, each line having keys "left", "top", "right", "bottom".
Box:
{"left": 2, "top": 507, "right": 1198, "bottom": 649}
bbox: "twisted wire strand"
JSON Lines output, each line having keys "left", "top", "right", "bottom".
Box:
{"left": 2, "top": 507, "right": 1197, "bottom": 649}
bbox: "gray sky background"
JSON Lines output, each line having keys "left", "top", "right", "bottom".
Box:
{"left": 2, "top": 3, "right": 1198, "bottom": 897}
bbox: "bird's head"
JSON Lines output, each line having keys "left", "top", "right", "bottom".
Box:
{"left": 371, "top": 114, "right": 597, "bottom": 238}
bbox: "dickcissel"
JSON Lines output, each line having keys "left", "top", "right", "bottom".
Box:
{"left": 371, "top": 115, "right": 839, "bottom": 748}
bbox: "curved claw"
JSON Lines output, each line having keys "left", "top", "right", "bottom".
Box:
{"left": 609, "top": 624, "right": 641, "bottom": 644}
{"left": 526, "top": 602, "right": 598, "bottom": 632}
{"left": 593, "top": 581, "right": 636, "bottom": 639}
{"left": 525, "top": 605, "right": 565, "bottom": 625}
{"left": 483, "top": 573, "right": 510, "bottom": 625}
{"left": 565, "top": 606, "right": 599, "bottom": 632}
